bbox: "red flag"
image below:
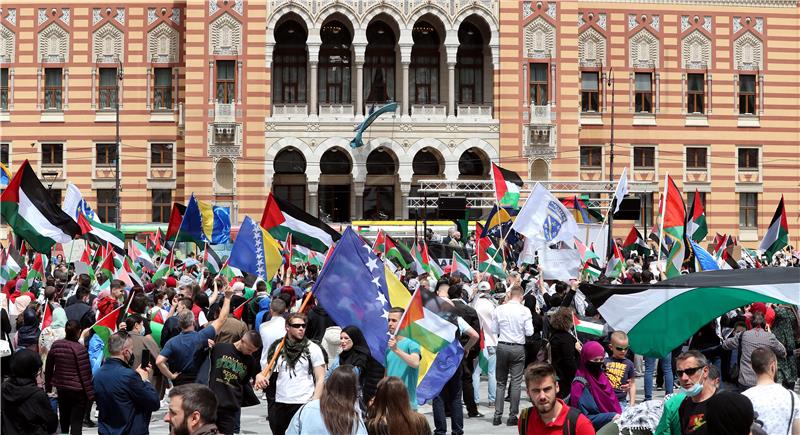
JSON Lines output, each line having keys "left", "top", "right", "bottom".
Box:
{"left": 165, "top": 203, "right": 187, "bottom": 241}
{"left": 77, "top": 212, "right": 93, "bottom": 235}
{"left": 40, "top": 302, "right": 53, "bottom": 329}
{"left": 373, "top": 229, "right": 386, "bottom": 255}
{"left": 232, "top": 296, "right": 255, "bottom": 320}
{"left": 283, "top": 233, "right": 293, "bottom": 266}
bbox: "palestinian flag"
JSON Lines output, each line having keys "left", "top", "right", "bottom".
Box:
{"left": 491, "top": 163, "right": 524, "bottom": 208}
{"left": 648, "top": 224, "right": 670, "bottom": 257}
{"left": 477, "top": 330, "right": 489, "bottom": 374}
{"left": 742, "top": 248, "right": 763, "bottom": 268}
{"left": 759, "top": 196, "right": 789, "bottom": 262}
{"left": 203, "top": 244, "right": 222, "bottom": 274}
{"left": 451, "top": 251, "right": 473, "bottom": 281}
{"left": 129, "top": 241, "right": 154, "bottom": 270}
{"left": 622, "top": 226, "right": 649, "bottom": 257}
{"left": 573, "top": 313, "right": 604, "bottom": 337}
{"left": 40, "top": 302, "right": 53, "bottom": 330}
{"left": 219, "top": 260, "right": 243, "bottom": 281}
{"left": 261, "top": 193, "right": 341, "bottom": 252}
{"left": 21, "top": 253, "right": 46, "bottom": 293}
{"left": 660, "top": 175, "right": 686, "bottom": 278}
{"left": 373, "top": 229, "right": 387, "bottom": 255}
{"left": 0, "top": 246, "right": 22, "bottom": 284}
{"left": 165, "top": 203, "right": 187, "bottom": 241}
{"left": 98, "top": 249, "right": 116, "bottom": 280}
{"left": 604, "top": 241, "right": 625, "bottom": 279}
{"left": 84, "top": 218, "right": 125, "bottom": 255}
{"left": 92, "top": 305, "right": 123, "bottom": 356}
{"left": 283, "top": 233, "right": 293, "bottom": 268}
{"left": 575, "top": 239, "right": 601, "bottom": 280}
{"left": 0, "top": 160, "right": 81, "bottom": 253}
{"left": 152, "top": 251, "right": 174, "bottom": 281}
{"left": 686, "top": 190, "right": 708, "bottom": 243}
{"left": 152, "top": 228, "right": 169, "bottom": 257}
{"left": 580, "top": 268, "right": 800, "bottom": 357}
{"left": 475, "top": 223, "right": 507, "bottom": 279}
{"left": 385, "top": 234, "right": 413, "bottom": 269}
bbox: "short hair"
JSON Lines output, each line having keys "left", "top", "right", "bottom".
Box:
{"left": 610, "top": 331, "right": 628, "bottom": 342}
{"left": 242, "top": 330, "right": 262, "bottom": 348}
{"left": 388, "top": 307, "right": 405, "bottom": 315}
{"left": 76, "top": 286, "right": 91, "bottom": 299}
{"left": 108, "top": 331, "right": 132, "bottom": 356}
{"left": 447, "top": 284, "right": 462, "bottom": 300}
{"left": 707, "top": 363, "right": 720, "bottom": 381}
{"left": 435, "top": 279, "right": 450, "bottom": 292}
{"left": 554, "top": 281, "right": 569, "bottom": 294}
{"left": 549, "top": 307, "right": 574, "bottom": 332}
{"left": 65, "top": 320, "right": 82, "bottom": 341}
{"left": 676, "top": 349, "right": 708, "bottom": 367}
{"left": 178, "top": 297, "right": 194, "bottom": 311}
{"left": 125, "top": 314, "right": 144, "bottom": 332}
{"left": 524, "top": 362, "right": 558, "bottom": 386}
{"left": 111, "top": 279, "right": 125, "bottom": 290}
{"left": 750, "top": 347, "right": 776, "bottom": 375}
{"left": 751, "top": 312, "right": 767, "bottom": 328}
{"left": 177, "top": 310, "right": 195, "bottom": 329}
{"left": 286, "top": 313, "right": 307, "bottom": 325}
{"left": 270, "top": 298, "right": 287, "bottom": 314}
{"left": 44, "top": 286, "right": 57, "bottom": 301}
{"left": 256, "top": 281, "right": 267, "bottom": 292}
{"left": 169, "top": 384, "right": 217, "bottom": 424}
{"left": 508, "top": 285, "right": 524, "bottom": 299}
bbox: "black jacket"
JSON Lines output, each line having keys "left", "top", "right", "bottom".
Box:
{"left": 64, "top": 301, "right": 95, "bottom": 330}
{"left": 1, "top": 376, "right": 59, "bottom": 435}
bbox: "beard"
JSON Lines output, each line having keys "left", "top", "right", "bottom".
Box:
{"left": 534, "top": 396, "right": 556, "bottom": 414}
{"left": 170, "top": 418, "right": 191, "bottom": 435}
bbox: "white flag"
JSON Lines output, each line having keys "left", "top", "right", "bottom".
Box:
{"left": 511, "top": 183, "right": 579, "bottom": 245}
{"left": 613, "top": 167, "right": 629, "bottom": 214}
{"left": 62, "top": 183, "right": 101, "bottom": 222}
{"left": 540, "top": 246, "right": 582, "bottom": 281}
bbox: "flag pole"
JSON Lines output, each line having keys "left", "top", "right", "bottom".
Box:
{"left": 656, "top": 172, "right": 669, "bottom": 272}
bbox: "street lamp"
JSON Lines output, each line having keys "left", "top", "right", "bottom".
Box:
{"left": 115, "top": 58, "right": 123, "bottom": 230}
{"left": 606, "top": 70, "right": 616, "bottom": 258}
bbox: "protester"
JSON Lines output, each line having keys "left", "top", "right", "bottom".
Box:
{"left": 741, "top": 347, "right": 800, "bottom": 435}
{"left": 492, "top": 284, "right": 534, "bottom": 426}
{"left": 208, "top": 330, "right": 261, "bottom": 434}
{"left": 328, "top": 325, "right": 384, "bottom": 406}
{"left": 771, "top": 304, "right": 799, "bottom": 390}
{"left": 14, "top": 307, "right": 40, "bottom": 352}
{"left": 258, "top": 298, "right": 287, "bottom": 369}
{"left": 722, "top": 312, "right": 787, "bottom": 390}
{"left": 64, "top": 286, "right": 95, "bottom": 329}
{"left": 93, "top": 331, "right": 160, "bottom": 434}
{"left": 604, "top": 331, "right": 636, "bottom": 409}
{"left": 44, "top": 319, "right": 95, "bottom": 435}
{"left": 366, "top": 376, "right": 431, "bottom": 435}
{"left": 1, "top": 349, "right": 59, "bottom": 435}
{"left": 448, "top": 282, "right": 483, "bottom": 419}
{"left": 518, "top": 361, "right": 595, "bottom": 434}
{"left": 156, "top": 281, "right": 234, "bottom": 386}
{"left": 256, "top": 312, "right": 326, "bottom": 435}
{"left": 549, "top": 307, "right": 581, "bottom": 399}
{"left": 705, "top": 391, "right": 756, "bottom": 435}
{"left": 164, "top": 383, "right": 220, "bottom": 435}
{"left": 471, "top": 280, "right": 498, "bottom": 407}
{"left": 38, "top": 305, "right": 67, "bottom": 362}
{"left": 384, "top": 307, "right": 422, "bottom": 410}
{"left": 655, "top": 350, "right": 718, "bottom": 435}
{"left": 287, "top": 365, "right": 368, "bottom": 435}
{"left": 569, "top": 341, "right": 621, "bottom": 431}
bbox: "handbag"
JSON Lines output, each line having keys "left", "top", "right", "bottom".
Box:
{"left": 0, "top": 338, "right": 10, "bottom": 357}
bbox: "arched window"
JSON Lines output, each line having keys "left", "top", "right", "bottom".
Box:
{"left": 319, "top": 20, "right": 351, "bottom": 104}
{"left": 215, "top": 158, "right": 234, "bottom": 192}
{"left": 366, "top": 148, "right": 396, "bottom": 175}
{"left": 273, "top": 148, "right": 306, "bottom": 174}
{"left": 458, "top": 148, "right": 487, "bottom": 177}
{"left": 410, "top": 21, "right": 440, "bottom": 106}
{"left": 456, "top": 22, "right": 483, "bottom": 104}
{"left": 273, "top": 20, "right": 307, "bottom": 104}
{"left": 412, "top": 148, "right": 441, "bottom": 176}
{"left": 364, "top": 21, "right": 396, "bottom": 105}
{"left": 320, "top": 148, "right": 351, "bottom": 175}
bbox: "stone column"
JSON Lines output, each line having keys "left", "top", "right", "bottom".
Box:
{"left": 399, "top": 181, "right": 412, "bottom": 220}
{"left": 447, "top": 62, "right": 456, "bottom": 119}
{"left": 399, "top": 43, "right": 412, "bottom": 119}
{"left": 401, "top": 63, "right": 410, "bottom": 117}
{"left": 355, "top": 62, "right": 364, "bottom": 119}
{"left": 353, "top": 180, "right": 365, "bottom": 221}
{"left": 309, "top": 61, "right": 318, "bottom": 116}
{"left": 307, "top": 180, "right": 319, "bottom": 217}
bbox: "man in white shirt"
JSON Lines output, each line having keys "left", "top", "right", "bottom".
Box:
{"left": 258, "top": 298, "right": 287, "bottom": 369}
{"left": 742, "top": 347, "right": 800, "bottom": 435}
{"left": 472, "top": 281, "right": 498, "bottom": 407}
{"left": 491, "top": 285, "right": 534, "bottom": 427}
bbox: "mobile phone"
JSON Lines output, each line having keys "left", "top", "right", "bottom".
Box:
{"left": 141, "top": 349, "right": 151, "bottom": 369}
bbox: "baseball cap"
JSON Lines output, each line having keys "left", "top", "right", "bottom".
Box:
{"left": 477, "top": 281, "right": 491, "bottom": 292}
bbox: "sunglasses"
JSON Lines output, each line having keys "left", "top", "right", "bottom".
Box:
{"left": 614, "top": 346, "right": 629, "bottom": 351}
{"left": 289, "top": 323, "right": 307, "bottom": 329}
{"left": 676, "top": 366, "right": 705, "bottom": 377}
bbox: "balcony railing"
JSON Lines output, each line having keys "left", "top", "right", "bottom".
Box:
{"left": 456, "top": 104, "right": 493, "bottom": 119}
{"left": 214, "top": 102, "right": 236, "bottom": 123}
{"left": 523, "top": 145, "right": 556, "bottom": 159}
{"left": 319, "top": 104, "right": 353, "bottom": 117}
{"left": 411, "top": 104, "right": 447, "bottom": 118}
{"left": 530, "top": 105, "right": 551, "bottom": 125}
{"left": 272, "top": 104, "right": 308, "bottom": 117}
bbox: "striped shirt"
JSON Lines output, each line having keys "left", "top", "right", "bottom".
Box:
{"left": 722, "top": 327, "right": 786, "bottom": 388}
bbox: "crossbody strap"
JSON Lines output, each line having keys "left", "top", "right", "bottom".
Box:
{"left": 788, "top": 389, "right": 795, "bottom": 435}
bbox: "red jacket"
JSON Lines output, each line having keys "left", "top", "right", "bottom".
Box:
{"left": 44, "top": 339, "right": 95, "bottom": 400}
{"left": 519, "top": 399, "right": 595, "bottom": 435}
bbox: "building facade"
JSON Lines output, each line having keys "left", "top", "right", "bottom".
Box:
{"left": 0, "top": 0, "right": 798, "bottom": 245}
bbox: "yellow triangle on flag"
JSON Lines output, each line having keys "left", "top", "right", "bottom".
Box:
{"left": 385, "top": 264, "right": 411, "bottom": 309}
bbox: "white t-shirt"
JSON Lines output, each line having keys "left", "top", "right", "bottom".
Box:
{"left": 258, "top": 316, "right": 286, "bottom": 369}
{"left": 743, "top": 383, "right": 800, "bottom": 435}
{"left": 274, "top": 341, "right": 325, "bottom": 404}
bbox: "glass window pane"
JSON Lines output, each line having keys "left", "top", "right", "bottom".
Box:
{"left": 635, "top": 73, "right": 651, "bottom": 91}
{"left": 581, "top": 72, "right": 598, "bottom": 90}
{"left": 0, "top": 68, "right": 7, "bottom": 87}
{"left": 217, "top": 61, "right": 235, "bottom": 80}
{"left": 45, "top": 68, "right": 62, "bottom": 86}
{"left": 99, "top": 68, "right": 116, "bottom": 86}
{"left": 155, "top": 68, "right": 171, "bottom": 86}
{"left": 531, "top": 64, "right": 547, "bottom": 81}
{"left": 688, "top": 74, "right": 704, "bottom": 91}
{"left": 739, "top": 75, "right": 755, "bottom": 92}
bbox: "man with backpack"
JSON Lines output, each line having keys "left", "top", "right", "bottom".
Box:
{"left": 449, "top": 283, "right": 485, "bottom": 418}
{"left": 519, "top": 362, "right": 595, "bottom": 435}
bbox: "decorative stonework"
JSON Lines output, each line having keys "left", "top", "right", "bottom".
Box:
{"left": 754, "top": 17, "right": 763, "bottom": 33}
{"left": 681, "top": 15, "right": 690, "bottom": 32}
{"left": 115, "top": 8, "right": 125, "bottom": 25}
{"left": 597, "top": 13, "right": 607, "bottom": 30}
{"left": 630, "top": 29, "right": 659, "bottom": 68}
{"left": 733, "top": 16, "right": 742, "bottom": 33}
{"left": 628, "top": 14, "right": 637, "bottom": 30}
{"left": 233, "top": 0, "right": 244, "bottom": 15}
{"left": 524, "top": 17, "right": 555, "bottom": 59}
{"left": 734, "top": 31, "right": 763, "bottom": 70}
{"left": 93, "top": 8, "right": 103, "bottom": 25}
{"left": 5, "top": 8, "right": 16, "bottom": 26}
{"left": 93, "top": 22, "right": 124, "bottom": 63}
{"left": 171, "top": 8, "right": 181, "bottom": 25}
{"left": 38, "top": 23, "right": 69, "bottom": 62}
{"left": 546, "top": 2, "right": 556, "bottom": 19}
{"left": 148, "top": 22, "right": 179, "bottom": 63}
{"left": 38, "top": 8, "right": 48, "bottom": 25}
{"left": 209, "top": 1, "right": 219, "bottom": 16}
{"left": 578, "top": 13, "right": 585, "bottom": 27}
{"left": 209, "top": 13, "right": 242, "bottom": 56}
{"left": 650, "top": 15, "right": 659, "bottom": 31}
{"left": 0, "top": 24, "right": 14, "bottom": 63}
{"left": 703, "top": 16, "right": 712, "bottom": 32}
{"left": 148, "top": 8, "right": 158, "bottom": 25}
{"left": 522, "top": 2, "right": 533, "bottom": 19}
{"left": 579, "top": 27, "right": 606, "bottom": 67}
{"left": 60, "top": 8, "right": 70, "bottom": 25}
{"left": 682, "top": 30, "right": 711, "bottom": 69}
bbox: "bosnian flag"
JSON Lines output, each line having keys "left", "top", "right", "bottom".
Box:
{"left": 261, "top": 193, "right": 341, "bottom": 253}
{"left": 491, "top": 163, "right": 524, "bottom": 208}
{"left": 0, "top": 160, "right": 82, "bottom": 253}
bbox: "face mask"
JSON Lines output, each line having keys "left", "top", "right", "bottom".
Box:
{"left": 139, "top": 327, "right": 146, "bottom": 336}
{"left": 683, "top": 381, "right": 703, "bottom": 397}
{"left": 586, "top": 361, "right": 603, "bottom": 376}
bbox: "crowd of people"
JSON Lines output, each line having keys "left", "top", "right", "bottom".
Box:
{"left": 0, "top": 227, "right": 798, "bottom": 435}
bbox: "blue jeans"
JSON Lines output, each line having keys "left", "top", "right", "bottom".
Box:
{"left": 644, "top": 354, "right": 673, "bottom": 401}
{"left": 433, "top": 365, "right": 464, "bottom": 435}
{"left": 472, "top": 346, "right": 497, "bottom": 404}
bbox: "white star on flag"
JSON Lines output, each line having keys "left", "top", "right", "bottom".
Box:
{"left": 362, "top": 243, "right": 373, "bottom": 254}
{"left": 371, "top": 276, "right": 382, "bottom": 288}
{"left": 366, "top": 257, "right": 378, "bottom": 272}
{"left": 381, "top": 309, "right": 390, "bottom": 320}
{"left": 376, "top": 291, "right": 388, "bottom": 305}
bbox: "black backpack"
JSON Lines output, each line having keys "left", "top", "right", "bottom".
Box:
{"left": 518, "top": 405, "right": 582, "bottom": 435}
{"left": 451, "top": 300, "right": 481, "bottom": 356}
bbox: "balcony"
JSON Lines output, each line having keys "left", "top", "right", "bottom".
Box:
{"left": 271, "top": 104, "right": 308, "bottom": 119}
{"left": 411, "top": 104, "right": 447, "bottom": 120}
{"left": 529, "top": 105, "right": 551, "bottom": 125}
{"left": 214, "top": 102, "right": 237, "bottom": 123}
{"left": 456, "top": 104, "right": 493, "bottom": 120}
{"left": 319, "top": 103, "right": 354, "bottom": 118}
{"left": 524, "top": 125, "right": 555, "bottom": 159}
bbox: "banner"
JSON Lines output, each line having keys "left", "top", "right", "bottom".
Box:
{"left": 540, "top": 247, "right": 581, "bottom": 281}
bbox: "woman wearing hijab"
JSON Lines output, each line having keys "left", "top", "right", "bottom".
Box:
{"left": 328, "top": 326, "right": 385, "bottom": 406}
{"left": 569, "top": 340, "right": 622, "bottom": 431}
{"left": 14, "top": 307, "right": 40, "bottom": 353}
{"left": 39, "top": 306, "right": 67, "bottom": 362}
{"left": 1, "top": 349, "right": 59, "bottom": 435}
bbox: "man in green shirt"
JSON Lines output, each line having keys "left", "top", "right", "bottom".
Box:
{"left": 386, "top": 307, "right": 422, "bottom": 409}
